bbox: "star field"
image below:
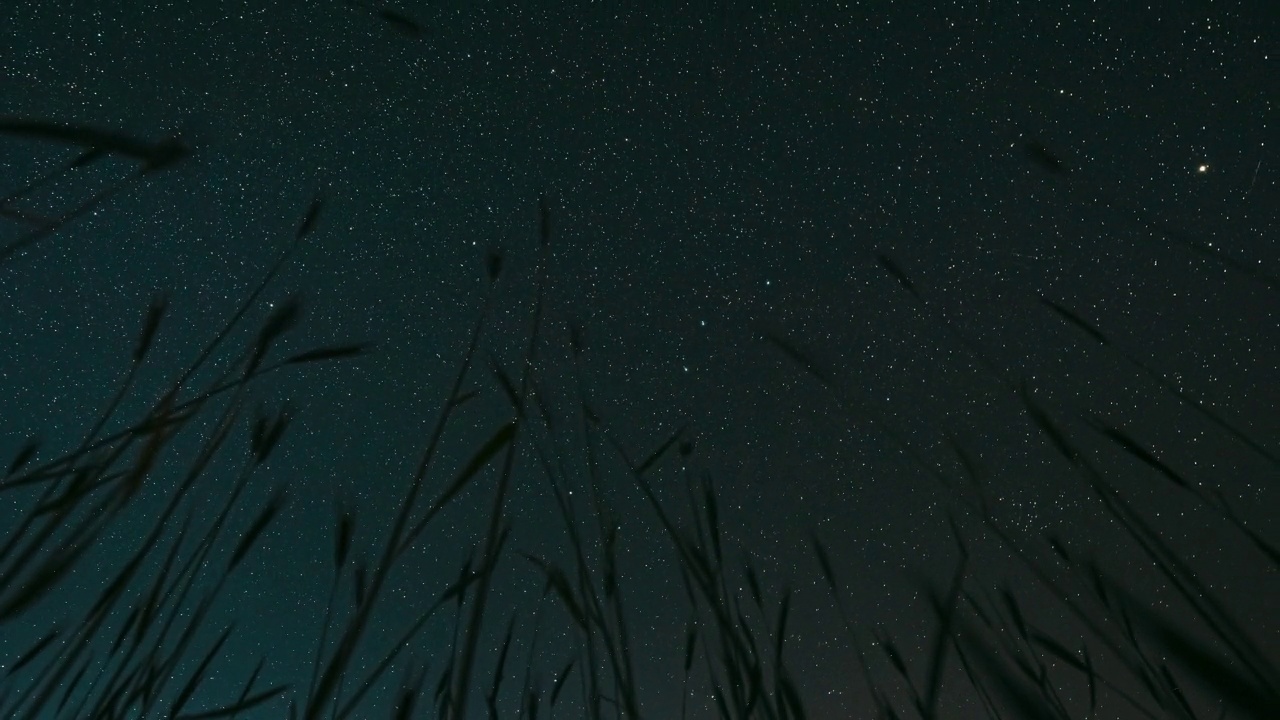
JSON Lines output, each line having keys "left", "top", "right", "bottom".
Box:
{"left": 1, "top": 1, "right": 1276, "bottom": 717}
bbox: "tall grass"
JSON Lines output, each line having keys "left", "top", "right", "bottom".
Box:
{"left": 0, "top": 121, "right": 1275, "bottom": 719}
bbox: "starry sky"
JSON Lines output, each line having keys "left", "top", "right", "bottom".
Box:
{"left": 1, "top": 1, "right": 1277, "bottom": 717}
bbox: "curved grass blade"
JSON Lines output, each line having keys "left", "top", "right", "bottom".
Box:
{"left": 284, "top": 343, "right": 370, "bottom": 365}
{"left": 228, "top": 487, "right": 288, "bottom": 570}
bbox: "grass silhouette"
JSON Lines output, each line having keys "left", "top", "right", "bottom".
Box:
{"left": 0, "top": 119, "right": 1276, "bottom": 720}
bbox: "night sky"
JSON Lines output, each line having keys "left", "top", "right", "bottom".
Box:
{"left": 2, "top": 1, "right": 1277, "bottom": 718}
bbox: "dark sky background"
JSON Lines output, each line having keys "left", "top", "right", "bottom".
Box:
{"left": 1, "top": 1, "right": 1277, "bottom": 717}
